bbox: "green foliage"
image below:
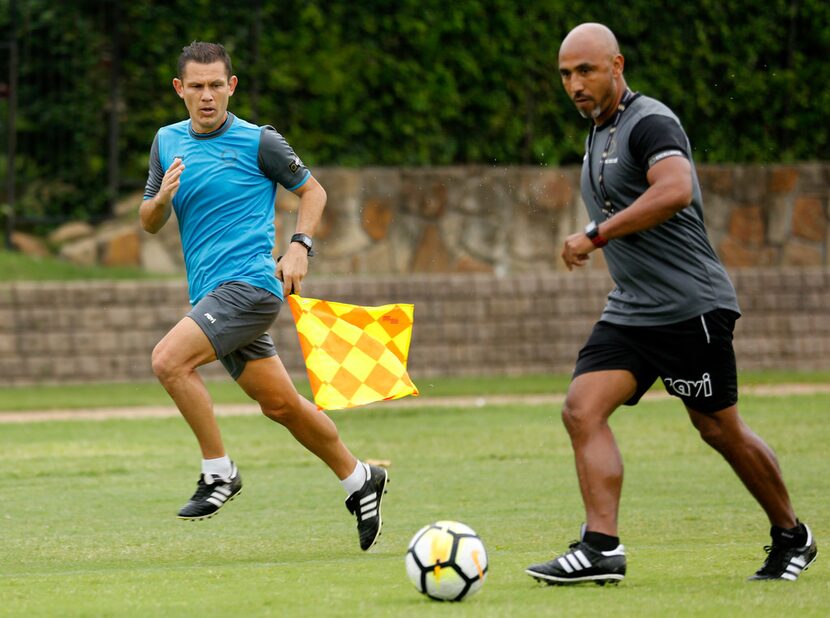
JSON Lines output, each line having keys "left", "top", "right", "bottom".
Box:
{"left": 3, "top": 1, "right": 829, "bottom": 224}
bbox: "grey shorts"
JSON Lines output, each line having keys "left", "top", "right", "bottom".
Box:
{"left": 187, "top": 281, "right": 282, "bottom": 379}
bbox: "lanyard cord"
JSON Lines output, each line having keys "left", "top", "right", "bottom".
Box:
{"left": 587, "top": 89, "right": 635, "bottom": 219}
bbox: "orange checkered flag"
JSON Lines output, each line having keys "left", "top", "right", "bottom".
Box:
{"left": 287, "top": 295, "right": 419, "bottom": 410}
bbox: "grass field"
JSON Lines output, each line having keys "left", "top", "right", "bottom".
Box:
{"left": 0, "top": 249, "right": 166, "bottom": 281}
{"left": 0, "top": 384, "right": 827, "bottom": 616}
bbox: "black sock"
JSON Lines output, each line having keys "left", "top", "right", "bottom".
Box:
{"left": 583, "top": 530, "right": 620, "bottom": 551}
{"left": 771, "top": 520, "right": 808, "bottom": 547}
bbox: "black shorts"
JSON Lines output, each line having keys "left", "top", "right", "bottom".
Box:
{"left": 187, "top": 281, "right": 282, "bottom": 379}
{"left": 573, "top": 309, "right": 740, "bottom": 413}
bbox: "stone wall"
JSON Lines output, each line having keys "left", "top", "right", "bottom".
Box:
{"left": 37, "top": 163, "right": 829, "bottom": 277}
{"left": 1, "top": 268, "right": 828, "bottom": 387}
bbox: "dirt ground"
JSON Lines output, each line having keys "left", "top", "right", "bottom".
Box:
{"left": 1, "top": 383, "right": 827, "bottom": 424}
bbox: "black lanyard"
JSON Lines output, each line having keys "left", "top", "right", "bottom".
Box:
{"left": 587, "top": 89, "right": 635, "bottom": 219}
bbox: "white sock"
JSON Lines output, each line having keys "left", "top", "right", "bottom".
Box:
{"left": 340, "top": 460, "right": 370, "bottom": 495}
{"left": 202, "top": 455, "right": 232, "bottom": 480}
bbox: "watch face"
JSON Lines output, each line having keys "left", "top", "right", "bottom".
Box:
{"left": 585, "top": 221, "right": 598, "bottom": 238}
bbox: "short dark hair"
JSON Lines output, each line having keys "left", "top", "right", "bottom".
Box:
{"left": 177, "top": 41, "right": 233, "bottom": 79}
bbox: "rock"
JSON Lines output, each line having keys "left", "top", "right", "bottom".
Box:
{"left": 60, "top": 237, "right": 98, "bottom": 266}
{"left": 113, "top": 190, "right": 145, "bottom": 217}
{"left": 141, "top": 236, "right": 180, "bottom": 274}
{"left": 10, "top": 232, "right": 50, "bottom": 257}
{"left": 48, "top": 221, "right": 95, "bottom": 245}
{"left": 100, "top": 226, "right": 141, "bottom": 267}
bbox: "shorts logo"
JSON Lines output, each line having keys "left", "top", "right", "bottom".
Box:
{"left": 204, "top": 312, "right": 217, "bottom": 324}
{"left": 664, "top": 372, "right": 712, "bottom": 398}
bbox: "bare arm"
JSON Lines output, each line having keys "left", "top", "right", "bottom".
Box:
{"left": 276, "top": 175, "right": 327, "bottom": 296}
{"left": 140, "top": 158, "right": 185, "bottom": 234}
{"left": 561, "top": 155, "right": 693, "bottom": 270}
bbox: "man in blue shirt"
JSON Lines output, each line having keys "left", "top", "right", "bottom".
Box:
{"left": 140, "top": 42, "right": 386, "bottom": 551}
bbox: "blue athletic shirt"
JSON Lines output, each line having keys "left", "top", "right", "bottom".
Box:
{"left": 143, "top": 112, "right": 311, "bottom": 304}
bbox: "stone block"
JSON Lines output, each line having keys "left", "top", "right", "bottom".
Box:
{"left": 411, "top": 223, "right": 453, "bottom": 273}
{"left": 718, "top": 238, "right": 762, "bottom": 267}
{"left": 728, "top": 205, "right": 764, "bottom": 245}
{"left": 768, "top": 166, "right": 800, "bottom": 193}
{"left": 361, "top": 198, "right": 394, "bottom": 241}
{"left": 791, "top": 196, "right": 826, "bottom": 242}
{"left": 782, "top": 240, "right": 823, "bottom": 266}
{"left": 697, "top": 165, "right": 734, "bottom": 195}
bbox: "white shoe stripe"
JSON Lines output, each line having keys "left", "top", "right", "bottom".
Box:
{"left": 785, "top": 564, "right": 803, "bottom": 575}
{"left": 791, "top": 556, "right": 806, "bottom": 567}
{"left": 362, "top": 509, "right": 378, "bottom": 519}
{"left": 565, "top": 553, "right": 583, "bottom": 571}
{"left": 360, "top": 493, "right": 376, "bottom": 505}
{"left": 210, "top": 491, "right": 229, "bottom": 502}
{"left": 557, "top": 557, "right": 574, "bottom": 573}
{"left": 206, "top": 497, "right": 224, "bottom": 508}
{"left": 214, "top": 485, "right": 232, "bottom": 497}
{"left": 574, "top": 550, "right": 592, "bottom": 569}
{"left": 781, "top": 572, "right": 797, "bottom": 581}
{"left": 360, "top": 500, "right": 377, "bottom": 513}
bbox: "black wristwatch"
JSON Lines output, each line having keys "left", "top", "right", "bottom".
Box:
{"left": 290, "top": 233, "right": 315, "bottom": 257}
{"left": 584, "top": 220, "right": 609, "bottom": 248}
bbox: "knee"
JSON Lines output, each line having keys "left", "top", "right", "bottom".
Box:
{"left": 151, "top": 342, "right": 180, "bottom": 385}
{"left": 694, "top": 419, "right": 728, "bottom": 451}
{"left": 260, "top": 394, "right": 300, "bottom": 425}
{"left": 561, "top": 396, "right": 598, "bottom": 440}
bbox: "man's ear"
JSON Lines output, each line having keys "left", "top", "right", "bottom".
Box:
{"left": 612, "top": 53, "right": 625, "bottom": 78}
{"left": 173, "top": 77, "right": 184, "bottom": 99}
{"left": 228, "top": 75, "right": 238, "bottom": 97}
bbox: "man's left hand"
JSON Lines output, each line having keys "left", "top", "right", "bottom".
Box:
{"left": 561, "top": 232, "right": 595, "bottom": 271}
{"left": 276, "top": 243, "right": 309, "bottom": 295}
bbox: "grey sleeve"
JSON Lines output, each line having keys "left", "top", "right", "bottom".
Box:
{"left": 143, "top": 133, "right": 163, "bottom": 199}
{"left": 257, "top": 126, "right": 311, "bottom": 191}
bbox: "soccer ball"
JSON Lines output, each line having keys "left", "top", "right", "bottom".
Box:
{"left": 405, "top": 520, "right": 488, "bottom": 602}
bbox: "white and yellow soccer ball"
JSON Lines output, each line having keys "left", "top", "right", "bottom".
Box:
{"left": 405, "top": 520, "right": 488, "bottom": 602}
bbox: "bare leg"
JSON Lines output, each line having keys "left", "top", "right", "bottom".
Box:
{"left": 561, "top": 370, "right": 638, "bottom": 536}
{"left": 236, "top": 355, "right": 357, "bottom": 480}
{"left": 687, "top": 404, "right": 797, "bottom": 529}
{"left": 152, "top": 317, "right": 223, "bottom": 458}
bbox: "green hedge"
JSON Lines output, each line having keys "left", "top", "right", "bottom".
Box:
{"left": 2, "top": 0, "right": 828, "bottom": 223}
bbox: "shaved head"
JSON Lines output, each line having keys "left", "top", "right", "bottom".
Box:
{"left": 560, "top": 23, "right": 620, "bottom": 60}
{"left": 558, "top": 23, "right": 627, "bottom": 124}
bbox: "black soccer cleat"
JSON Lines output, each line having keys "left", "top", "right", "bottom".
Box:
{"left": 345, "top": 464, "right": 388, "bottom": 551}
{"left": 749, "top": 522, "right": 818, "bottom": 581}
{"left": 177, "top": 462, "right": 242, "bottom": 521}
{"left": 526, "top": 539, "right": 627, "bottom": 585}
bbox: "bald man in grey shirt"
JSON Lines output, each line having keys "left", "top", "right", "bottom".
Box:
{"left": 525, "top": 23, "right": 816, "bottom": 585}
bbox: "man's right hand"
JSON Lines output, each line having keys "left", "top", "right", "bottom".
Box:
{"left": 140, "top": 158, "right": 184, "bottom": 233}
{"left": 157, "top": 158, "right": 185, "bottom": 207}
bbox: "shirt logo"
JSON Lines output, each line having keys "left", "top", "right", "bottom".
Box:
{"left": 220, "top": 150, "right": 238, "bottom": 165}
{"left": 288, "top": 157, "right": 301, "bottom": 174}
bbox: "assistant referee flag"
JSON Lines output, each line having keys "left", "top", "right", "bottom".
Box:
{"left": 287, "top": 295, "right": 419, "bottom": 410}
